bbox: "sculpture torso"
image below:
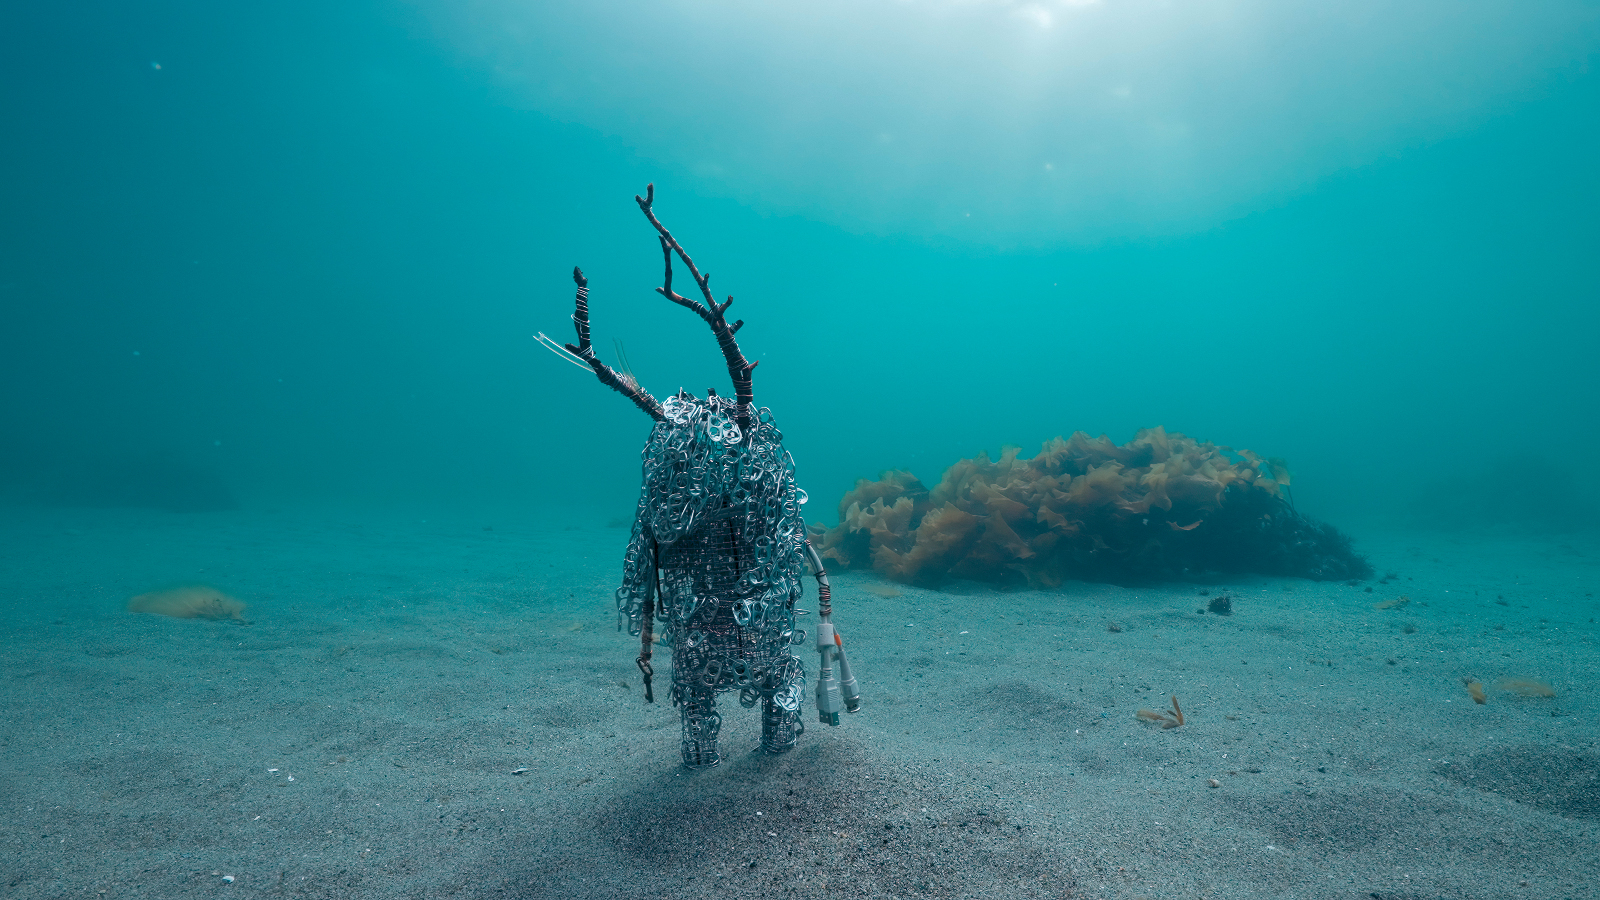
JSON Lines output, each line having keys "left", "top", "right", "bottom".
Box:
{"left": 615, "top": 393, "right": 810, "bottom": 765}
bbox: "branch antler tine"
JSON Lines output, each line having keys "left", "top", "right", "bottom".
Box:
{"left": 657, "top": 235, "right": 675, "bottom": 298}
{"left": 569, "top": 265, "right": 594, "bottom": 354}
{"left": 633, "top": 185, "right": 758, "bottom": 419}
{"left": 539, "top": 262, "right": 664, "bottom": 421}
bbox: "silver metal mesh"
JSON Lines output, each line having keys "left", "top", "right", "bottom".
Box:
{"left": 616, "top": 393, "right": 810, "bottom": 767}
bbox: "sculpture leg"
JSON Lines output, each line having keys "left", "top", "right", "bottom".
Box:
{"left": 760, "top": 658, "right": 805, "bottom": 755}
{"left": 679, "top": 689, "right": 722, "bottom": 768}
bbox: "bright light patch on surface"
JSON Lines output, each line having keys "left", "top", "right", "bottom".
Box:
{"left": 1013, "top": 4, "right": 1053, "bottom": 28}
{"left": 420, "top": 0, "right": 1600, "bottom": 245}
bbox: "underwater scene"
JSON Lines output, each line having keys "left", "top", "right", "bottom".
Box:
{"left": 2, "top": 2, "right": 1598, "bottom": 898}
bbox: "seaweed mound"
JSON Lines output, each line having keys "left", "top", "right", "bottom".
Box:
{"left": 814, "top": 427, "right": 1371, "bottom": 587}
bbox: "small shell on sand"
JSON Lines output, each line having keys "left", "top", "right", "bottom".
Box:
{"left": 127, "top": 585, "right": 246, "bottom": 620}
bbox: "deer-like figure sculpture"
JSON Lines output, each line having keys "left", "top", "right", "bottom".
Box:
{"left": 537, "top": 185, "right": 859, "bottom": 768}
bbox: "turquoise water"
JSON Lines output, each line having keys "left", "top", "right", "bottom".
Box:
{"left": 3, "top": 2, "right": 1596, "bottom": 531}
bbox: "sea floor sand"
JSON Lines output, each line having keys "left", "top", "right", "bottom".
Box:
{"left": 1, "top": 504, "right": 1596, "bottom": 899}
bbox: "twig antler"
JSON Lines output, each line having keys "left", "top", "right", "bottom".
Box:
{"left": 540, "top": 184, "right": 757, "bottom": 425}
{"left": 634, "top": 183, "right": 758, "bottom": 422}
{"left": 541, "top": 267, "right": 665, "bottom": 421}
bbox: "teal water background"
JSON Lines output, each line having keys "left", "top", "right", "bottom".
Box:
{"left": 3, "top": 1, "right": 1597, "bottom": 533}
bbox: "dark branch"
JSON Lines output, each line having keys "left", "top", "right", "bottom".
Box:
{"left": 561, "top": 267, "right": 665, "bottom": 421}
{"left": 635, "top": 183, "right": 757, "bottom": 417}
{"left": 568, "top": 266, "right": 592, "bottom": 353}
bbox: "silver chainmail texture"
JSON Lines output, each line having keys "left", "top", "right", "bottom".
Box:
{"left": 615, "top": 392, "right": 810, "bottom": 767}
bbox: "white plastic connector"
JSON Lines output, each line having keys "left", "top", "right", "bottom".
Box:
{"left": 835, "top": 638, "right": 860, "bottom": 713}
{"left": 815, "top": 621, "right": 842, "bottom": 726}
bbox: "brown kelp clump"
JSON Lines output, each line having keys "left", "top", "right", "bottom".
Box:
{"left": 815, "top": 427, "right": 1370, "bottom": 587}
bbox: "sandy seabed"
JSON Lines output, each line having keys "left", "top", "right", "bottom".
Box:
{"left": 1, "top": 503, "right": 1596, "bottom": 900}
